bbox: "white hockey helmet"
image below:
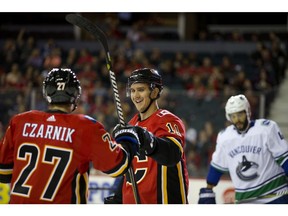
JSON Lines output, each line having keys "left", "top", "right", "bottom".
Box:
{"left": 225, "top": 94, "right": 251, "bottom": 122}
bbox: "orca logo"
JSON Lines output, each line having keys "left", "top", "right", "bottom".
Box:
{"left": 236, "top": 155, "right": 259, "bottom": 181}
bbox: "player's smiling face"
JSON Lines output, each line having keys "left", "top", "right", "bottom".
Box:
{"left": 130, "top": 83, "right": 151, "bottom": 113}
{"left": 229, "top": 111, "right": 248, "bottom": 131}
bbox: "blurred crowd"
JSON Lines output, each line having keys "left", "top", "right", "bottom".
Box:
{"left": 0, "top": 24, "right": 287, "bottom": 177}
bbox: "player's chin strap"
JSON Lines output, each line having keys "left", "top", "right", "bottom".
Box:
{"left": 140, "top": 97, "right": 155, "bottom": 114}
{"left": 71, "top": 97, "right": 80, "bottom": 112}
{"left": 140, "top": 86, "right": 159, "bottom": 114}
{"left": 71, "top": 103, "right": 77, "bottom": 112}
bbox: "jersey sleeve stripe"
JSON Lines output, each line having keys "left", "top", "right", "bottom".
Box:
{"left": 177, "top": 162, "right": 187, "bottom": 203}
{"left": 211, "top": 162, "right": 229, "bottom": 173}
{"left": 0, "top": 168, "right": 13, "bottom": 175}
{"left": 0, "top": 164, "right": 13, "bottom": 183}
{"left": 107, "top": 159, "right": 129, "bottom": 177}
{"left": 103, "top": 148, "right": 129, "bottom": 177}
{"left": 166, "top": 137, "right": 184, "bottom": 154}
{"left": 0, "top": 172, "right": 12, "bottom": 183}
{"left": 75, "top": 172, "right": 88, "bottom": 204}
{"left": 275, "top": 151, "right": 288, "bottom": 166}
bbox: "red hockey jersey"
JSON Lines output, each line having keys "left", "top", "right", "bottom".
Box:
{"left": 122, "top": 109, "right": 189, "bottom": 204}
{"left": 0, "top": 110, "right": 128, "bottom": 203}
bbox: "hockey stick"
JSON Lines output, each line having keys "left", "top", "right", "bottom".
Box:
{"left": 65, "top": 13, "right": 141, "bottom": 204}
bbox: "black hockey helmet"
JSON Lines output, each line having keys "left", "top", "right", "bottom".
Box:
{"left": 43, "top": 68, "right": 81, "bottom": 109}
{"left": 127, "top": 68, "right": 163, "bottom": 98}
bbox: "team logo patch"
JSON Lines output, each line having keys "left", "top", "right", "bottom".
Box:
{"left": 236, "top": 155, "right": 259, "bottom": 181}
{"left": 262, "top": 119, "right": 270, "bottom": 125}
{"left": 47, "top": 115, "right": 56, "bottom": 122}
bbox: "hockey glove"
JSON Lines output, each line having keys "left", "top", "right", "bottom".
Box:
{"left": 112, "top": 124, "right": 140, "bottom": 157}
{"left": 134, "top": 126, "right": 156, "bottom": 155}
{"left": 198, "top": 188, "right": 216, "bottom": 204}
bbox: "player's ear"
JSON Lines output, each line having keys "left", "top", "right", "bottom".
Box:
{"left": 150, "top": 88, "right": 159, "bottom": 100}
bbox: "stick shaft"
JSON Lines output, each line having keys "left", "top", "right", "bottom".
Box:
{"left": 65, "top": 14, "right": 141, "bottom": 204}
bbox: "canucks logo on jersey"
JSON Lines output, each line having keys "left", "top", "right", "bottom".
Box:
{"left": 236, "top": 155, "right": 259, "bottom": 181}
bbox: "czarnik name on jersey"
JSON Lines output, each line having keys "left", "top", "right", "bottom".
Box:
{"left": 228, "top": 145, "right": 262, "bottom": 158}
{"left": 22, "top": 123, "right": 75, "bottom": 143}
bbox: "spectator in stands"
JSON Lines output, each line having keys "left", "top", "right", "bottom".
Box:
{"left": 149, "top": 48, "right": 162, "bottom": 68}
{"left": 251, "top": 42, "right": 265, "bottom": 63}
{"left": 77, "top": 63, "right": 98, "bottom": 84}
{"left": 270, "top": 39, "right": 287, "bottom": 81}
{"left": 2, "top": 39, "right": 18, "bottom": 71}
{"left": 258, "top": 47, "right": 277, "bottom": 85}
{"left": 22, "top": 66, "right": 39, "bottom": 89}
{"left": 105, "top": 17, "right": 124, "bottom": 39}
{"left": 219, "top": 55, "right": 236, "bottom": 85}
{"left": 176, "top": 57, "right": 197, "bottom": 89}
{"left": 76, "top": 48, "right": 93, "bottom": 68}
{"left": 113, "top": 53, "right": 128, "bottom": 79}
{"left": 255, "top": 68, "right": 273, "bottom": 92}
{"left": 183, "top": 119, "right": 198, "bottom": 153}
{"left": 203, "top": 121, "right": 217, "bottom": 162}
{"left": 195, "top": 129, "right": 211, "bottom": 173}
{"left": 64, "top": 48, "right": 78, "bottom": 68}
{"left": 198, "top": 30, "right": 209, "bottom": 41}
{"left": 230, "top": 30, "right": 244, "bottom": 42}
{"left": 126, "top": 21, "right": 147, "bottom": 42}
{"left": 88, "top": 81, "right": 109, "bottom": 119}
{"left": 206, "top": 67, "right": 224, "bottom": 97}
{"left": 18, "top": 35, "right": 36, "bottom": 65}
{"left": 43, "top": 47, "right": 62, "bottom": 70}
{"left": 41, "top": 38, "right": 57, "bottom": 58}
{"left": 186, "top": 148, "right": 199, "bottom": 177}
{"left": 115, "top": 39, "right": 134, "bottom": 59}
{"left": 173, "top": 51, "right": 185, "bottom": 70}
{"left": 26, "top": 48, "right": 43, "bottom": 68}
{"left": 231, "top": 69, "right": 247, "bottom": 92}
{"left": 158, "top": 59, "right": 177, "bottom": 87}
{"left": 203, "top": 121, "right": 217, "bottom": 144}
{"left": 8, "top": 93, "right": 26, "bottom": 117}
{"left": 5, "top": 63, "right": 24, "bottom": 89}
{"left": 197, "top": 56, "right": 215, "bottom": 82}
{"left": 186, "top": 75, "right": 207, "bottom": 99}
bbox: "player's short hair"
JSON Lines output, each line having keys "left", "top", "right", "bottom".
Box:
{"left": 127, "top": 68, "right": 163, "bottom": 98}
{"left": 43, "top": 68, "right": 81, "bottom": 106}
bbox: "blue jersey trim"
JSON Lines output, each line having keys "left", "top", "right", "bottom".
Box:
{"left": 281, "top": 159, "right": 288, "bottom": 175}
{"left": 84, "top": 115, "right": 97, "bottom": 123}
{"left": 207, "top": 165, "right": 223, "bottom": 186}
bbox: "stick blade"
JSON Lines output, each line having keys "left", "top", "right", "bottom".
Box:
{"left": 65, "top": 14, "right": 109, "bottom": 51}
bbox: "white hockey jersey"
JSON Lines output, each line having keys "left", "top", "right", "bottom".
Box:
{"left": 211, "top": 119, "right": 288, "bottom": 203}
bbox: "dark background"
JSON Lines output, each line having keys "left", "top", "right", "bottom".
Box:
{"left": 0, "top": 12, "right": 287, "bottom": 25}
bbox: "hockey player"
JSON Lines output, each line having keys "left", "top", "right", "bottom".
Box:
{"left": 198, "top": 94, "right": 288, "bottom": 204}
{"left": 106, "top": 68, "right": 189, "bottom": 204}
{"left": 0, "top": 68, "right": 140, "bottom": 204}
